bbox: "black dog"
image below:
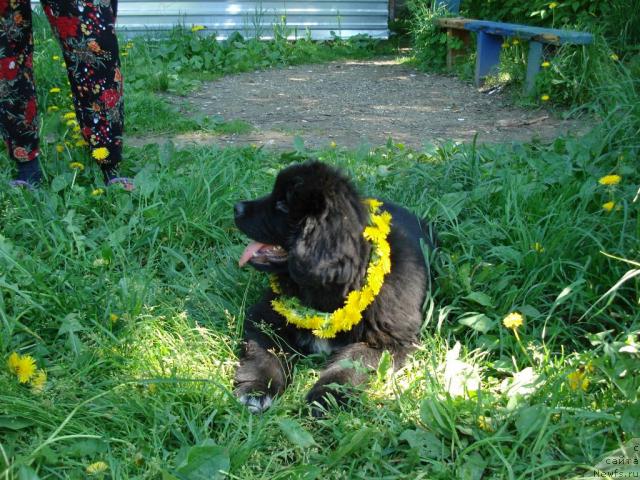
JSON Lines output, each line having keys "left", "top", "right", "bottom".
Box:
{"left": 233, "top": 161, "right": 434, "bottom": 414}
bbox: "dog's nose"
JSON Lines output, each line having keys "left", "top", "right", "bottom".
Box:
{"left": 234, "top": 202, "right": 245, "bottom": 218}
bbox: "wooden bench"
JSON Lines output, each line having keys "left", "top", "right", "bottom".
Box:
{"left": 436, "top": 17, "right": 594, "bottom": 95}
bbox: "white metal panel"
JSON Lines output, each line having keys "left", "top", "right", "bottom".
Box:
{"left": 116, "top": 0, "right": 389, "bottom": 39}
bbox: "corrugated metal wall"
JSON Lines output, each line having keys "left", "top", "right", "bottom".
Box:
{"left": 116, "top": 0, "right": 389, "bottom": 39}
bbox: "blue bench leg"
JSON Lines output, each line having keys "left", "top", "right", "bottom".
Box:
{"left": 525, "top": 41, "right": 543, "bottom": 95}
{"left": 475, "top": 31, "right": 502, "bottom": 87}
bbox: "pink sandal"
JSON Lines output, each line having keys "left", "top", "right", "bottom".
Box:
{"left": 9, "top": 179, "right": 37, "bottom": 191}
{"left": 106, "top": 177, "right": 134, "bottom": 191}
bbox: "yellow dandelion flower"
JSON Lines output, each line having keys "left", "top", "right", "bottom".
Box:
{"left": 512, "top": 38, "right": 520, "bottom": 45}
{"left": 66, "top": 119, "right": 78, "bottom": 127}
{"left": 7, "top": 352, "right": 20, "bottom": 373}
{"left": 610, "top": 53, "right": 619, "bottom": 61}
{"left": 63, "top": 112, "right": 76, "bottom": 120}
{"left": 330, "top": 141, "right": 337, "bottom": 148}
{"left": 598, "top": 174, "right": 621, "bottom": 186}
{"left": 602, "top": 201, "right": 616, "bottom": 212}
{"left": 86, "top": 461, "right": 109, "bottom": 475}
{"left": 47, "top": 105, "right": 60, "bottom": 112}
{"left": 92, "top": 147, "right": 109, "bottom": 161}
{"left": 541, "top": 61, "right": 551, "bottom": 68}
{"left": 12, "top": 354, "right": 37, "bottom": 383}
{"left": 532, "top": 242, "right": 545, "bottom": 253}
{"left": 503, "top": 312, "right": 524, "bottom": 330}
{"left": 69, "top": 162, "right": 85, "bottom": 170}
{"left": 92, "top": 188, "right": 105, "bottom": 196}
{"left": 52, "top": 55, "right": 60, "bottom": 60}
{"left": 109, "top": 313, "right": 119, "bottom": 323}
{"left": 49, "top": 87, "right": 61, "bottom": 93}
{"left": 549, "top": 2, "right": 558, "bottom": 9}
{"left": 30, "top": 369, "right": 47, "bottom": 393}
{"left": 477, "top": 416, "right": 494, "bottom": 432}
{"left": 191, "top": 25, "right": 205, "bottom": 32}
{"left": 56, "top": 144, "right": 65, "bottom": 153}
{"left": 567, "top": 370, "right": 589, "bottom": 391}
{"left": 540, "top": 94, "right": 550, "bottom": 102}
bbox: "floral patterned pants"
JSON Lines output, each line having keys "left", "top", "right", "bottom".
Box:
{"left": 0, "top": 0, "right": 123, "bottom": 171}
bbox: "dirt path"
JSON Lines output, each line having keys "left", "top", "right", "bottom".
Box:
{"left": 129, "top": 58, "right": 591, "bottom": 150}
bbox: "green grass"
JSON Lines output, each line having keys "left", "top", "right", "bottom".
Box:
{"left": 1, "top": 14, "right": 640, "bottom": 480}
{"left": 213, "top": 120, "right": 253, "bottom": 136}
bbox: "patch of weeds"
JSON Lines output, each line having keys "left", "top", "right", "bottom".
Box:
{"left": 213, "top": 119, "right": 253, "bottom": 135}
{"left": 125, "top": 91, "right": 210, "bottom": 135}
{"left": 124, "top": 27, "right": 399, "bottom": 96}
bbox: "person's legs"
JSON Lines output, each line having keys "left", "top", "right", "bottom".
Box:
{"left": 42, "top": 0, "right": 126, "bottom": 185}
{"left": 0, "top": 0, "right": 43, "bottom": 185}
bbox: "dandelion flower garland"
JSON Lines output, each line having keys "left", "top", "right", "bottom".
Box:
{"left": 270, "top": 199, "right": 392, "bottom": 339}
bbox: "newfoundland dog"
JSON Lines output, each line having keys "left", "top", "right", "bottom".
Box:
{"left": 233, "top": 161, "right": 435, "bottom": 414}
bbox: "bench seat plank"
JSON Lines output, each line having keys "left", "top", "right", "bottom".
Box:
{"left": 464, "top": 20, "right": 593, "bottom": 45}
{"left": 437, "top": 17, "right": 593, "bottom": 45}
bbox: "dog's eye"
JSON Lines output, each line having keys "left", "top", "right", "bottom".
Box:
{"left": 275, "top": 200, "right": 289, "bottom": 214}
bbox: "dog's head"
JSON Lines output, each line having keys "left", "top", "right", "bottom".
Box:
{"left": 234, "top": 161, "right": 370, "bottom": 287}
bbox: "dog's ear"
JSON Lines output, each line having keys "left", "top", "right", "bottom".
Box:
{"left": 288, "top": 192, "right": 366, "bottom": 287}
{"left": 287, "top": 176, "right": 326, "bottom": 218}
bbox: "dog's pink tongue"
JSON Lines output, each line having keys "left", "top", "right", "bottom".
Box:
{"left": 239, "top": 241, "right": 266, "bottom": 267}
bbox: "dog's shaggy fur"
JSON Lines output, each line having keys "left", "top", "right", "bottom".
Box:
{"left": 233, "top": 161, "right": 435, "bottom": 414}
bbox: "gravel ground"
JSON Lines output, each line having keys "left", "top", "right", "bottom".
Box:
{"left": 130, "top": 58, "right": 592, "bottom": 150}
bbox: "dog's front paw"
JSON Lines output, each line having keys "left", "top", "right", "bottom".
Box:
{"left": 235, "top": 379, "right": 278, "bottom": 414}
{"left": 305, "top": 384, "right": 349, "bottom": 417}
{"left": 237, "top": 393, "right": 274, "bottom": 414}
